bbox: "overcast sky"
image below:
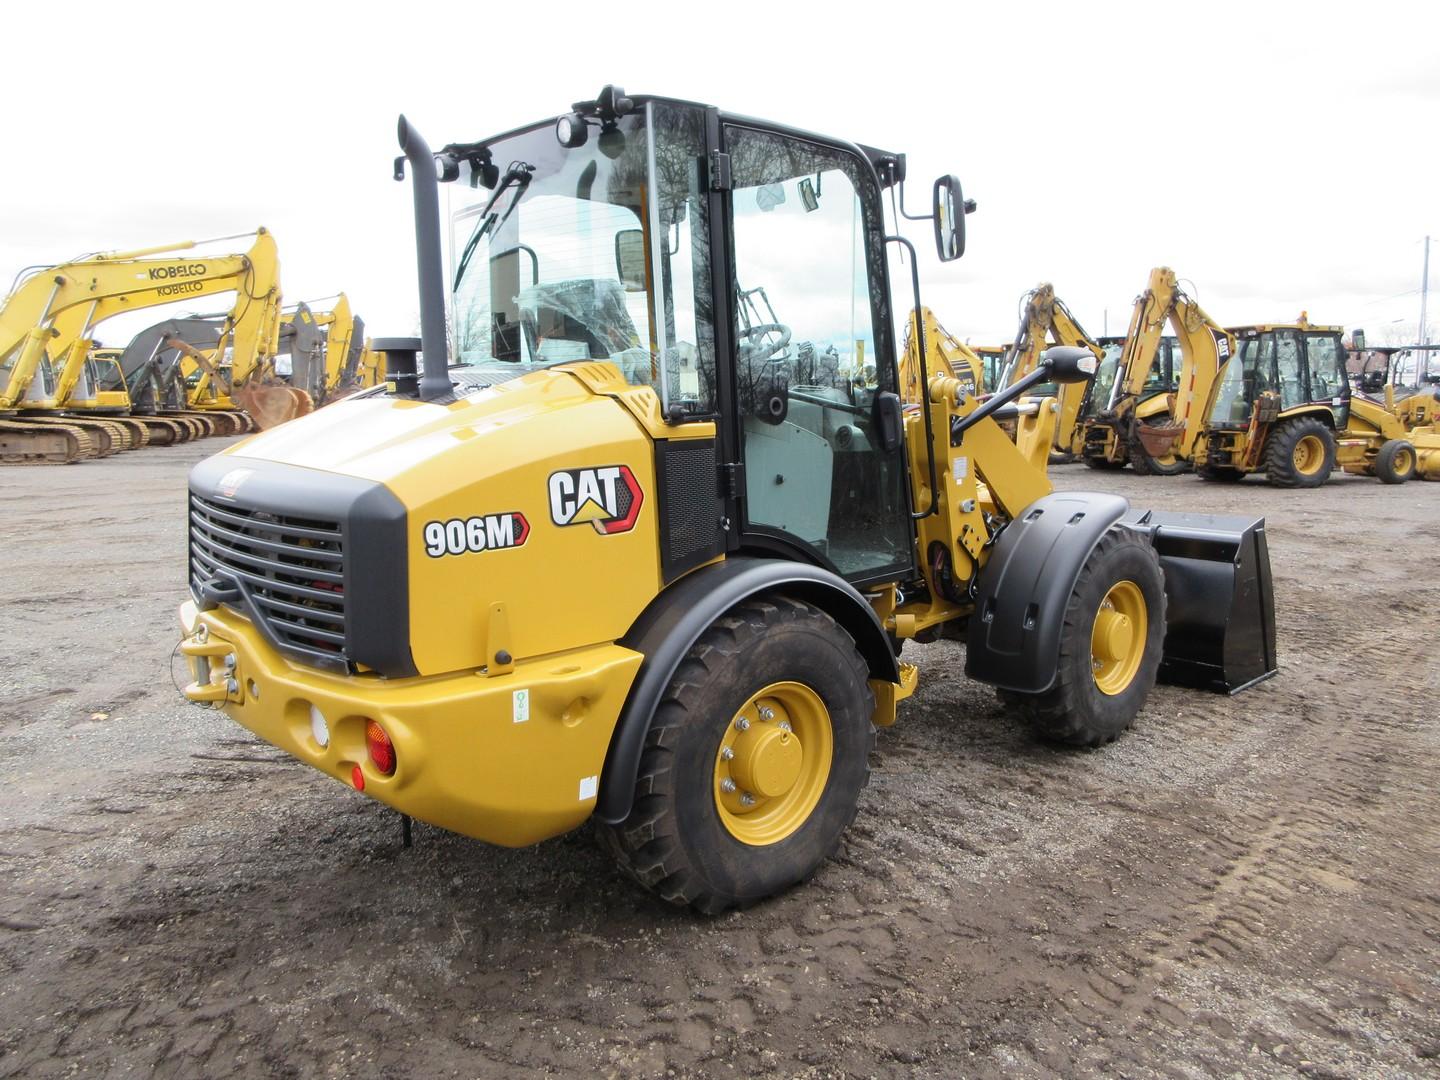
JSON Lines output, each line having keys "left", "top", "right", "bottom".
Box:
{"left": 4, "top": 1, "right": 1437, "bottom": 351}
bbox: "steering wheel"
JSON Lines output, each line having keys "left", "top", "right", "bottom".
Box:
{"left": 736, "top": 322, "right": 792, "bottom": 364}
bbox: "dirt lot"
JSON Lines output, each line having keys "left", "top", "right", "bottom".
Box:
{"left": 1, "top": 438, "right": 1438, "bottom": 1079}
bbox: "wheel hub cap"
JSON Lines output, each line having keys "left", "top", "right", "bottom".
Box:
{"left": 731, "top": 724, "right": 804, "bottom": 797}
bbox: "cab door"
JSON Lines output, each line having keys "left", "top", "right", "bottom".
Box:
{"left": 720, "top": 123, "right": 913, "bottom": 586}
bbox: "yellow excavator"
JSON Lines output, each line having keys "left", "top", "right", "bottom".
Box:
{"left": 179, "top": 88, "right": 1277, "bottom": 911}
{"left": 277, "top": 294, "right": 378, "bottom": 405}
{"left": 1073, "top": 268, "right": 1236, "bottom": 475}
{"left": 1198, "top": 315, "right": 1427, "bottom": 485}
{"left": 0, "top": 231, "right": 279, "bottom": 462}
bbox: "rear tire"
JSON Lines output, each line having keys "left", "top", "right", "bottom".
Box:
{"left": 598, "top": 596, "right": 874, "bottom": 913}
{"left": 998, "top": 527, "right": 1165, "bottom": 747}
{"left": 1264, "top": 417, "right": 1334, "bottom": 488}
{"left": 1374, "top": 439, "right": 1416, "bottom": 484}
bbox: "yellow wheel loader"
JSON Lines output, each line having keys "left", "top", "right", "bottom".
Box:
{"left": 178, "top": 88, "right": 1277, "bottom": 911}
{"left": 1199, "top": 316, "right": 1425, "bottom": 486}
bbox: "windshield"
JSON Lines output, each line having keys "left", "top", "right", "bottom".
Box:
{"left": 448, "top": 103, "right": 715, "bottom": 416}
{"left": 1083, "top": 341, "right": 1125, "bottom": 417}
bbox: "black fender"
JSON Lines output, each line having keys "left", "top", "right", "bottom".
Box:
{"left": 965, "top": 491, "right": 1129, "bottom": 693}
{"left": 595, "top": 556, "right": 899, "bottom": 824}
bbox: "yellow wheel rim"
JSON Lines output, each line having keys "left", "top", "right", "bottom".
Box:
{"left": 1293, "top": 433, "right": 1326, "bottom": 476}
{"left": 1091, "top": 581, "right": 1147, "bottom": 696}
{"left": 1396, "top": 447, "right": 1414, "bottom": 475}
{"left": 713, "top": 681, "right": 833, "bottom": 846}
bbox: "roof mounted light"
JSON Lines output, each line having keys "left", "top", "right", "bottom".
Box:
{"left": 556, "top": 112, "right": 588, "bottom": 148}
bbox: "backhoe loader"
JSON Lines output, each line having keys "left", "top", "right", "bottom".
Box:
{"left": 988, "top": 284, "right": 1104, "bottom": 463}
{"left": 1071, "top": 269, "right": 1234, "bottom": 475}
{"left": 0, "top": 231, "right": 281, "bottom": 462}
{"left": 179, "top": 88, "right": 1276, "bottom": 911}
{"left": 1351, "top": 341, "right": 1440, "bottom": 430}
{"left": 1199, "top": 316, "right": 1426, "bottom": 485}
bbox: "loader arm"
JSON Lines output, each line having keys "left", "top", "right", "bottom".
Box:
{"left": 0, "top": 231, "right": 276, "bottom": 410}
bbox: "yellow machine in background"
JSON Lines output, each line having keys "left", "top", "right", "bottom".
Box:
{"left": 988, "top": 284, "right": 1104, "bottom": 463}
{"left": 1199, "top": 315, "right": 1424, "bottom": 485}
{"left": 178, "top": 89, "right": 1277, "bottom": 912}
{"left": 1073, "top": 268, "right": 1234, "bottom": 475}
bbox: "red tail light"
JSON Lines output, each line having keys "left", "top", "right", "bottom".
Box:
{"left": 366, "top": 720, "right": 396, "bottom": 776}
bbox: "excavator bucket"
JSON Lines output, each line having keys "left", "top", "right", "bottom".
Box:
{"left": 233, "top": 384, "right": 314, "bottom": 430}
{"left": 1122, "top": 509, "right": 1277, "bottom": 693}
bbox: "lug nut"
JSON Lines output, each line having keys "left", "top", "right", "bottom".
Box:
{"left": 778, "top": 720, "right": 792, "bottom": 733}
{"left": 740, "top": 792, "right": 756, "bottom": 807}
{"left": 721, "top": 747, "right": 734, "bottom": 761}
{"left": 735, "top": 716, "right": 750, "bottom": 731}
{"left": 758, "top": 706, "right": 774, "bottom": 721}
{"left": 721, "top": 778, "right": 736, "bottom": 793}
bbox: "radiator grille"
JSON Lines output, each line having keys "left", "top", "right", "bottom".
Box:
{"left": 189, "top": 495, "right": 347, "bottom": 660}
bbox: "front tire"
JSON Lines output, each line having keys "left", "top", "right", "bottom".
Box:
{"left": 1264, "top": 417, "right": 1334, "bottom": 488}
{"left": 599, "top": 596, "right": 874, "bottom": 913}
{"left": 998, "top": 527, "right": 1165, "bottom": 747}
{"left": 1374, "top": 439, "right": 1416, "bottom": 484}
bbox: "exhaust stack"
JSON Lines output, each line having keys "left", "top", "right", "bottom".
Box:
{"left": 396, "top": 115, "right": 452, "bottom": 402}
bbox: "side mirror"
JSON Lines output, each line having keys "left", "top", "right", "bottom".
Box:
{"left": 933, "top": 175, "right": 971, "bottom": 262}
{"left": 614, "top": 229, "right": 647, "bottom": 292}
{"left": 1352, "top": 328, "right": 1366, "bottom": 351}
{"left": 1041, "top": 346, "right": 1098, "bottom": 384}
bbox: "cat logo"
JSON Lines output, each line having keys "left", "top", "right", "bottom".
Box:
{"left": 548, "top": 465, "right": 644, "bottom": 535}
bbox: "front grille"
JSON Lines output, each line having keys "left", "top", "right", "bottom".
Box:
{"left": 189, "top": 495, "right": 347, "bottom": 660}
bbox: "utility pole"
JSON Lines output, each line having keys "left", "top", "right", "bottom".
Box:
{"left": 1420, "top": 236, "right": 1431, "bottom": 383}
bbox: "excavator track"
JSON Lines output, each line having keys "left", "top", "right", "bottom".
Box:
{"left": 17, "top": 416, "right": 122, "bottom": 456}
{"left": 132, "top": 416, "right": 188, "bottom": 445}
{"left": 102, "top": 416, "right": 152, "bottom": 449}
{"left": 0, "top": 419, "right": 100, "bottom": 464}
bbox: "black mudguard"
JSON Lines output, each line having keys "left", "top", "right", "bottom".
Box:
{"left": 1121, "top": 509, "right": 1277, "bottom": 694}
{"left": 966, "top": 491, "right": 1130, "bottom": 693}
{"left": 595, "top": 557, "right": 899, "bottom": 825}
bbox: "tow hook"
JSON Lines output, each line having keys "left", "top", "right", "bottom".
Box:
{"left": 180, "top": 631, "right": 242, "bottom": 704}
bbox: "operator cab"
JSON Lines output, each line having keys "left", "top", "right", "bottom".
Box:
{"left": 1081, "top": 335, "right": 1179, "bottom": 418}
{"left": 426, "top": 88, "right": 972, "bottom": 585}
{"left": 1207, "top": 322, "right": 1350, "bottom": 428}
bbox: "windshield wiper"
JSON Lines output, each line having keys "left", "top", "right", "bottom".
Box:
{"left": 453, "top": 162, "right": 535, "bottom": 291}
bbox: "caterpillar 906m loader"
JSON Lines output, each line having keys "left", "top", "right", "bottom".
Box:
{"left": 178, "top": 88, "right": 1276, "bottom": 911}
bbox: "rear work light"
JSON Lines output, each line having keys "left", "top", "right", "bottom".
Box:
{"left": 366, "top": 720, "right": 396, "bottom": 776}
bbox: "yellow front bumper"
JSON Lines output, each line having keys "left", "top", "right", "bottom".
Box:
{"left": 178, "top": 600, "right": 643, "bottom": 846}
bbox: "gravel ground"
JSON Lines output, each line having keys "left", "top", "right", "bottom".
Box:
{"left": 1, "top": 437, "right": 1438, "bottom": 1078}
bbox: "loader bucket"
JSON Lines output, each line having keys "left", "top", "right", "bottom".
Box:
{"left": 1121, "top": 509, "right": 1277, "bottom": 693}
{"left": 233, "top": 384, "right": 314, "bottom": 430}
